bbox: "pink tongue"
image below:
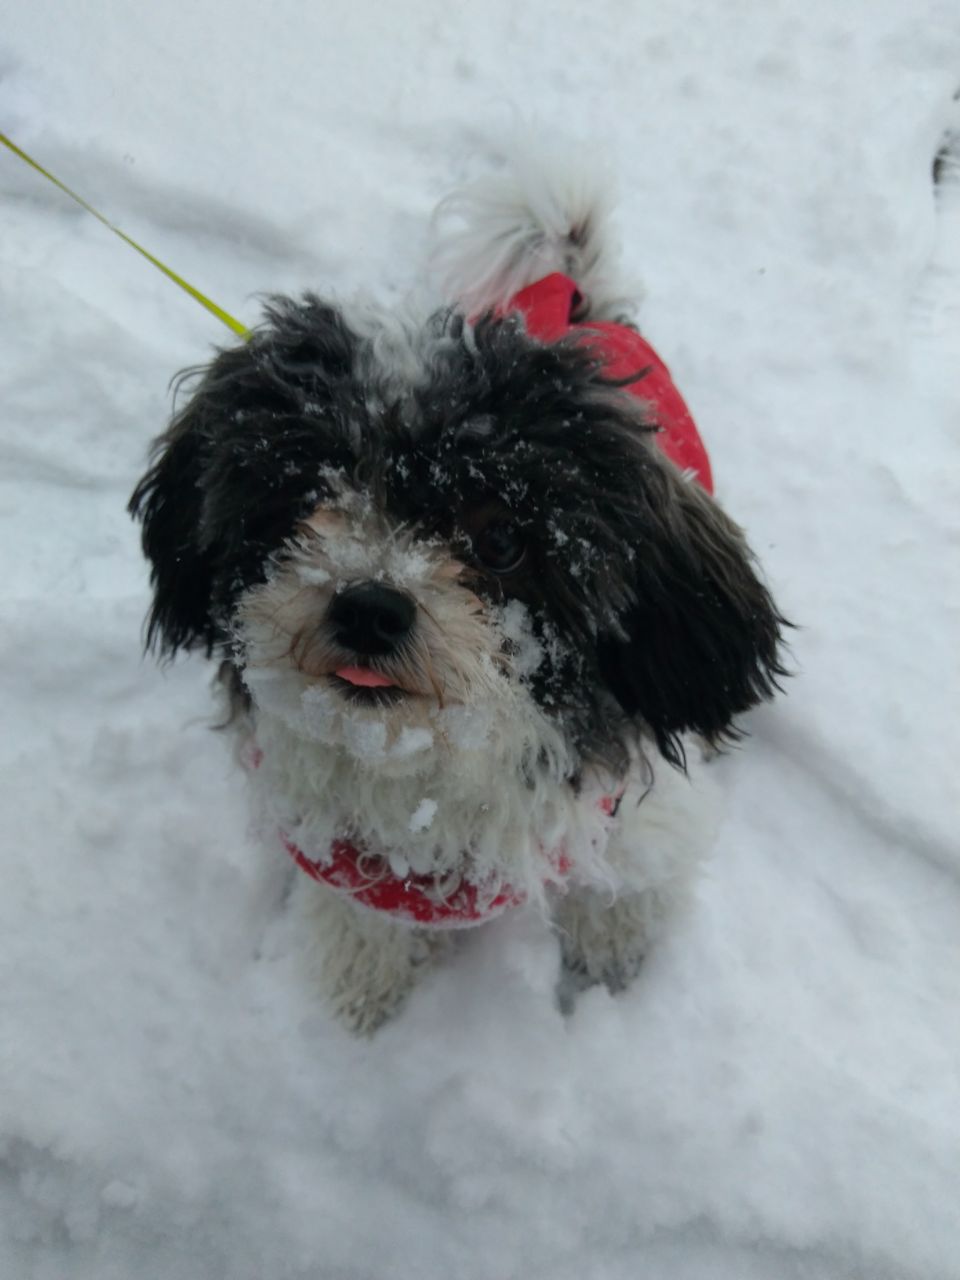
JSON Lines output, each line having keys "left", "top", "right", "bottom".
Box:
{"left": 335, "top": 666, "right": 396, "bottom": 688}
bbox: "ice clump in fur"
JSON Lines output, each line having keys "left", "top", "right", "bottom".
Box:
{"left": 494, "top": 599, "right": 544, "bottom": 679}
{"left": 408, "top": 799, "right": 437, "bottom": 833}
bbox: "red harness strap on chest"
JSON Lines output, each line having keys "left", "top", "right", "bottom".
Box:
{"left": 279, "top": 789, "right": 624, "bottom": 930}
{"left": 506, "top": 273, "right": 713, "bottom": 494}
{"left": 282, "top": 835, "right": 525, "bottom": 928}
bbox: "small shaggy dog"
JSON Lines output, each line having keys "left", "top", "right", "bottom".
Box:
{"left": 130, "top": 156, "right": 786, "bottom": 1033}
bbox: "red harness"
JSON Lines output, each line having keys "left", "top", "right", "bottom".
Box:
{"left": 284, "top": 835, "right": 540, "bottom": 928}
{"left": 281, "top": 789, "right": 623, "bottom": 930}
{"left": 275, "top": 274, "right": 709, "bottom": 925}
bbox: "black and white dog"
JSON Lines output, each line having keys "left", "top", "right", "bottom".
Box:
{"left": 130, "top": 157, "right": 786, "bottom": 1033}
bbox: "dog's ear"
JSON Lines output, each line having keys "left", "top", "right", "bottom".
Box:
{"left": 597, "top": 456, "right": 787, "bottom": 767}
{"left": 128, "top": 370, "right": 226, "bottom": 657}
{"left": 129, "top": 296, "right": 362, "bottom": 657}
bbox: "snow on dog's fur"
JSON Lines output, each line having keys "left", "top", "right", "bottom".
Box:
{"left": 130, "top": 152, "right": 786, "bottom": 1033}
{"left": 237, "top": 483, "right": 610, "bottom": 912}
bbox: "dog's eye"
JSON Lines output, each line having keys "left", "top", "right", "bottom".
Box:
{"left": 474, "top": 519, "right": 526, "bottom": 575}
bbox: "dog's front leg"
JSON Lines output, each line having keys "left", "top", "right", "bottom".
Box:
{"left": 552, "top": 885, "right": 675, "bottom": 1007}
{"left": 297, "top": 882, "right": 451, "bottom": 1035}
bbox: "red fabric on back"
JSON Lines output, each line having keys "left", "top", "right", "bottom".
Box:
{"left": 507, "top": 273, "right": 713, "bottom": 493}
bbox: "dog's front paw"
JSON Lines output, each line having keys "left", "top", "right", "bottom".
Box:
{"left": 328, "top": 972, "right": 419, "bottom": 1037}
{"left": 327, "top": 928, "right": 448, "bottom": 1037}
{"left": 552, "top": 887, "right": 660, "bottom": 1007}
{"left": 298, "top": 884, "right": 451, "bottom": 1035}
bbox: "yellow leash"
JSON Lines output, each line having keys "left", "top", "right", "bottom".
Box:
{"left": 0, "top": 130, "right": 251, "bottom": 340}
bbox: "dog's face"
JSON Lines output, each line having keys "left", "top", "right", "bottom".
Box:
{"left": 130, "top": 296, "right": 784, "bottom": 798}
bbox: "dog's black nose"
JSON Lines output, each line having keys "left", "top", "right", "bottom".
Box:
{"left": 327, "top": 582, "right": 416, "bottom": 655}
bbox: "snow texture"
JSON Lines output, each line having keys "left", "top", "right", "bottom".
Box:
{"left": 2, "top": 2, "right": 960, "bottom": 1277}
{"left": 408, "top": 800, "right": 437, "bottom": 834}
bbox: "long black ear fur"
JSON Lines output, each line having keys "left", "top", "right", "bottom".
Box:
{"left": 128, "top": 380, "right": 223, "bottom": 657}
{"left": 128, "top": 296, "right": 361, "bottom": 657}
{"left": 598, "top": 458, "right": 788, "bottom": 767}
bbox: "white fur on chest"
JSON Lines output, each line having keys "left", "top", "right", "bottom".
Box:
{"left": 244, "top": 699, "right": 718, "bottom": 912}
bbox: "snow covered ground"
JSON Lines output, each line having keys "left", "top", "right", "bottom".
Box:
{"left": 2, "top": 1, "right": 959, "bottom": 1276}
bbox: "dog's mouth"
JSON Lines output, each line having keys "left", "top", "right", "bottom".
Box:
{"left": 330, "top": 665, "right": 412, "bottom": 707}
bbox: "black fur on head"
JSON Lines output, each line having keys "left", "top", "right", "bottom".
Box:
{"left": 130, "top": 294, "right": 787, "bottom": 773}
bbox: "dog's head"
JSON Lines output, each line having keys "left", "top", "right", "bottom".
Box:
{"left": 130, "top": 295, "right": 785, "bottom": 796}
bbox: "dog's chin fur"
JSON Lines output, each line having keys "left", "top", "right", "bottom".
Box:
{"left": 130, "top": 149, "right": 788, "bottom": 1033}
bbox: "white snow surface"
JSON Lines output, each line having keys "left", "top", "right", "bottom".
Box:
{"left": 2, "top": 2, "right": 960, "bottom": 1277}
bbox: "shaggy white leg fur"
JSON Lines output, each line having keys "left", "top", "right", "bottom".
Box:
{"left": 551, "top": 883, "right": 684, "bottom": 1004}
{"left": 294, "top": 881, "right": 453, "bottom": 1035}
{"left": 552, "top": 752, "right": 720, "bottom": 1009}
